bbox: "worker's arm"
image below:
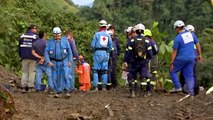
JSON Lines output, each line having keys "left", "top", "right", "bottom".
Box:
{"left": 76, "top": 66, "right": 83, "bottom": 74}
{"left": 32, "top": 50, "right": 43, "bottom": 59}
{"left": 170, "top": 49, "right": 177, "bottom": 72}
{"left": 195, "top": 43, "right": 202, "bottom": 62}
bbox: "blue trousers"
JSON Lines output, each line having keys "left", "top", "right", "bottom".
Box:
{"left": 128, "top": 60, "right": 150, "bottom": 82}
{"left": 170, "top": 59, "right": 195, "bottom": 95}
{"left": 70, "top": 59, "right": 76, "bottom": 90}
{"left": 35, "top": 64, "right": 54, "bottom": 91}
{"left": 51, "top": 61, "right": 72, "bottom": 93}
{"left": 93, "top": 51, "right": 109, "bottom": 87}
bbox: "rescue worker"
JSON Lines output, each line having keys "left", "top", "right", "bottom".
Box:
{"left": 18, "top": 24, "right": 39, "bottom": 93}
{"left": 32, "top": 31, "right": 54, "bottom": 92}
{"left": 180, "top": 24, "right": 200, "bottom": 95}
{"left": 64, "top": 30, "right": 79, "bottom": 91}
{"left": 125, "top": 23, "right": 153, "bottom": 97}
{"left": 107, "top": 30, "right": 118, "bottom": 90}
{"left": 75, "top": 55, "right": 91, "bottom": 91}
{"left": 169, "top": 20, "right": 202, "bottom": 97}
{"left": 144, "top": 29, "right": 159, "bottom": 88}
{"left": 107, "top": 24, "right": 121, "bottom": 90}
{"left": 45, "top": 27, "right": 73, "bottom": 98}
{"left": 91, "top": 20, "right": 113, "bottom": 91}
{"left": 123, "top": 26, "right": 136, "bottom": 85}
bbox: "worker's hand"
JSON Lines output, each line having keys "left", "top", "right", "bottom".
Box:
{"left": 38, "top": 57, "right": 45, "bottom": 64}
{"left": 68, "top": 62, "right": 72, "bottom": 67}
{"left": 124, "top": 62, "right": 128, "bottom": 68}
{"left": 197, "top": 55, "right": 202, "bottom": 62}
{"left": 48, "top": 62, "right": 54, "bottom": 67}
{"left": 169, "top": 63, "right": 173, "bottom": 72}
{"left": 122, "top": 62, "right": 128, "bottom": 70}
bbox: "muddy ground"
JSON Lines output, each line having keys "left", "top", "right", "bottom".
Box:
{"left": 0, "top": 66, "right": 213, "bottom": 120}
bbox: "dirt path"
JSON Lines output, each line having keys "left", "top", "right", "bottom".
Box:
{"left": 0, "top": 66, "right": 212, "bottom": 120}
{"left": 11, "top": 88, "right": 213, "bottom": 120}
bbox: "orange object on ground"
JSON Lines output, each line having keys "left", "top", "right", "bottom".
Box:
{"left": 76, "top": 61, "right": 91, "bottom": 91}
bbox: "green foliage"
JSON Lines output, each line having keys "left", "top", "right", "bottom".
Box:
{"left": 195, "top": 28, "right": 213, "bottom": 87}
{"left": 0, "top": 0, "right": 79, "bottom": 73}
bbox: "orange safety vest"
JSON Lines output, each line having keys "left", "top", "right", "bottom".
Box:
{"left": 76, "top": 62, "right": 91, "bottom": 84}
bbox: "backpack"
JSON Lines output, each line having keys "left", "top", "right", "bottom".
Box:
{"left": 134, "top": 37, "right": 147, "bottom": 58}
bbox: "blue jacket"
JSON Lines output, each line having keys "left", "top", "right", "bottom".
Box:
{"left": 124, "top": 34, "right": 153, "bottom": 62}
{"left": 124, "top": 38, "right": 135, "bottom": 64}
{"left": 145, "top": 37, "right": 158, "bottom": 55}
{"left": 18, "top": 30, "right": 39, "bottom": 60}
{"left": 173, "top": 31, "right": 199, "bottom": 60}
{"left": 45, "top": 37, "right": 72, "bottom": 66}
{"left": 91, "top": 31, "right": 112, "bottom": 52}
{"left": 113, "top": 36, "right": 121, "bottom": 56}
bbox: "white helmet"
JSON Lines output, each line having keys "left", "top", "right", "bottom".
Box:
{"left": 53, "top": 27, "right": 62, "bottom": 34}
{"left": 126, "top": 26, "right": 133, "bottom": 33}
{"left": 135, "top": 23, "right": 145, "bottom": 30}
{"left": 186, "top": 24, "right": 195, "bottom": 32}
{"left": 99, "top": 20, "right": 107, "bottom": 27}
{"left": 107, "top": 24, "right": 111, "bottom": 29}
{"left": 107, "top": 30, "right": 113, "bottom": 35}
{"left": 174, "top": 20, "right": 185, "bottom": 28}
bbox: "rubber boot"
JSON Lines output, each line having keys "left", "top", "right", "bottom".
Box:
{"left": 146, "top": 81, "right": 151, "bottom": 96}
{"left": 129, "top": 83, "right": 135, "bottom": 98}
{"left": 134, "top": 82, "right": 139, "bottom": 97}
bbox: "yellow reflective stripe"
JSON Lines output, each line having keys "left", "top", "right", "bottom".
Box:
{"left": 152, "top": 71, "right": 157, "bottom": 74}
{"left": 147, "top": 46, "right": 152, "bottom": 50}
{"left": 146, "top": 79, "right": 150, "bottom": 82}
{"left": 131, "top": 39, "right": 134, "bottom": 42}
{"left": 151, "top": 81, "right": 156, "bottom": 85}
{"left": 128, "top": 46, "right": 133, "bottom": 50}
{"left": 137, "top": 38, "right": 142, "bottom": 41}
{"left": 145, "top": 40, "right": 149, "bottom": 43}
{"left": 107, "top": 83, "right": 111, "bottom": 85}
{"left": 194, "top": 44, "right": 197, "bottom": 49}
{"left": 141, "top": 82, "right": 147, "bottom": 85}
{"left": 126, "top": 48, "right": 128, "bottom": 51}
{"left": 134, "top": 80, "right": 138, "bottom": 83}
{"left": 112, "top": 47, "right": 114, "bottom": 50}
{"left": 98, "top": 82, "right": 102, "bottom": 85}
{"left": 144, "top": 56, "right": 146, "bottom": 59}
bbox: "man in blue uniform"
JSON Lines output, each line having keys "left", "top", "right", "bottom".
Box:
{"left": 45, "top": 27, "right": 73, "bottom": 98}
{"left": 144, "top": 29, "right": 159, "bottom": 88}
{"left": 91, "top": 20, "right": 113, "bottom": 91}
{"left": 18, "top": 24, "right": 39, "bottom": 93}
{"left": 125, "top": 23, "right": 153, "bottom": 97}
{"left": 107, "top": 25, "right": 121, "bottom": 90}
{"left": 169, "top": 20, "right": 202, "bottom": 96}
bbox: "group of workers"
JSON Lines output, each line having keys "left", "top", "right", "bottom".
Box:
{"left": 18, "top": 25, "right": 91, "bottom": 98}
{"left": 18, "top": 19, "right": 202, "bottom": 98}
{"left": 18, "top": 21, "right": 120, "bottom": 98}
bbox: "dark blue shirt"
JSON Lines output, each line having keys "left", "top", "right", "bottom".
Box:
{"left": 32, "top": 38, "right": 47, "bottom": 62}
{"left": 18, "top": 30, "right": 39, "bottom": 60}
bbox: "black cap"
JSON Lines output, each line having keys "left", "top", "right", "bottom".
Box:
{"left": 28, "top": 24, "right": 37, "bottom": 30}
